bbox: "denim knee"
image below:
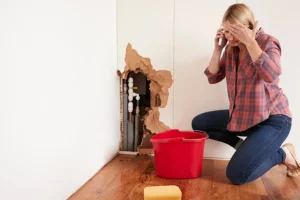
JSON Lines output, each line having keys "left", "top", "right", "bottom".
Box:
{"left": 191, "top": 116, "right": 198, "bottom": 130}
{"left": 191, "top": 114, "right": 207, "bottom": 131}
{"left": 226, "top": 164, "right": 247, "bottom": 185}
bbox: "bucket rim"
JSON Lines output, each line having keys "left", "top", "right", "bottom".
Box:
{"left": 150, "top": 129, "right": 209, "bottom": 143}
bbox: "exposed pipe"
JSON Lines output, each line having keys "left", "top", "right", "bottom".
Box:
{"left": 119, "top": 75, "right": 124, "bottom": 151}
{"left": 123, "top": 80, "right": 128, "bottom": 151}
{"left": 134, "top": 95, "right": 140, "bottom": 152}
{"left": 128, "top": 77, "right": 134, "bottom": 151}
{"left": 127, "top": 117, "right": 134, "bottom": 151}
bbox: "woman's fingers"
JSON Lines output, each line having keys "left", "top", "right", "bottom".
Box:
{"left": 215, "top": 33, "right": 224, "bottom": 41}
{"left": 215, "top": 36, "right": 221, "bottom": 40}
{"left": 216, "top": 32, "right": 223, "bottom": 37}
{"left": 229, "top": 24, "right": 240, "bottom": 32}
{"left": 215, "top": 30, "right": 224, "bottom": 39}
{"left": 216, "top": 28, "right": 224, "bottom": 35}
{"left": 234, "top": 22, "right": 245, "bottom": 29}
{"left": 229, "top": 30, "right": 239, "bottom": 38}
{"left": 215, "top": 34, "right": 223, "bottom": 40}
{"left": 217, "top": 32, "right": 223, "bottom": 36}
{"left": 228, "top": 26, "right": 239, "bottom": 36}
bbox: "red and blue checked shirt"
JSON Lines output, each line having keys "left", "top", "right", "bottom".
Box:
{"left": 204, "top": 28, "right": 292, "bottom": 132}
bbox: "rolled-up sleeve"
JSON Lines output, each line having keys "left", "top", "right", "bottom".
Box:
{"left": 204, "top": 48, "right": 227, "bottom": 84}
{"left": 252, "top": 38, "right": 282, "bottom": 83}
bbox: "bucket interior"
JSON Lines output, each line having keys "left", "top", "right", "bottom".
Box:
{"left": 151, "top": 129, "right": 208, "bottom": 143}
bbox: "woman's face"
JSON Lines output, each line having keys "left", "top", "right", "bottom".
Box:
{"left": 222, "top": 20, "right": 241, "bottom": 47}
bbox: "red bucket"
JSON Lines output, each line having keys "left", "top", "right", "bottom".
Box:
{"left": 150, "top": 129, "right": 208, "bottom": 179}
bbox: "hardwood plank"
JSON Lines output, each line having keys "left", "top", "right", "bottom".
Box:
{"left": 163, "top": 177, "right": 189, "bottom": 199}
{"left": 126, "top": 159, "right": 189, "bottom": 200}
{"left": 126, "top": 161, "right": 157, "bottom": 200}
{"left": 212, "top": 160, "right": 241, "bottom": 200}
{"left": 128, "top": 159, "right": 214, "bottom": 200}
{"left": 202, "top": 159, "right": 215, "bottom": 176}
{"left": 239, "top": 178, "right": 270, "bottom": 200}
{"left": 277, "top": 164, "right": 300, "bottom": 200}
{"left": 261, "top": 165, "right": 298, "bottom": 200}
{"left": 182, "top": 159, "right": 214, "bottom": 200}
{"left": 68, "top": 155, "right": 134, "bottom": 200}
{"left": 95, "top": 155, "right": 151, "bottom": 200}
{"left": 160, "top": 159, "right": 214, "bottom": 200}
{"left": 69, "top": 155, "right": 300, "bottom": 200}
{"left": 287, "top": 176, "right": 300, "bottom": 200}
{"left": 287, "top": 177, "right": 300, "bottom": 200}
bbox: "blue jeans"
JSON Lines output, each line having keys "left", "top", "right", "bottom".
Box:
{"left": 192, "top": 110, "right": 292, "bottom": 185}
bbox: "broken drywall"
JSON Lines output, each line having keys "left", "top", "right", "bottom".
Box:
{"left": 119, "top": 43, "right": 173, "bottom": 152}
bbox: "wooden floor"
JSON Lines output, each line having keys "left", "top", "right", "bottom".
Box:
{"left": 68, "top": 154, "right": 300, "bottom": 200}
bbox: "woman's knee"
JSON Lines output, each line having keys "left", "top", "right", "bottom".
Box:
{"left": 226, "top": 162, "right": 247, "bottom": 185}
{"left": 191, "top": 110, "right": 228, "bottom": 131}
{"left": 191, "top": 113, "right": 210, "bottom": 131}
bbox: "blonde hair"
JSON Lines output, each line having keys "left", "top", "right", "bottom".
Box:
{"left": 222, "top": 3, "right": 255, "bottom": 30}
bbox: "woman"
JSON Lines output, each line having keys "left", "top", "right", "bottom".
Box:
{"left": 192, "top": 3, "right": 300, "bottom": 185}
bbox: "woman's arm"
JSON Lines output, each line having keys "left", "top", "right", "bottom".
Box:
{"left": 204, "top": 48, "right": 227, "bottom": 84}
{"left": 228, "top": 22, "right": 282, "bottom": 83}
{"left": 207, "top": 49, "right": 223, "bottom": 74}
{"left": 247, "top": 38, "right": 282, "bottom": 83}
{"left": 204, "top": 27, "right": 228, "bottom": 84}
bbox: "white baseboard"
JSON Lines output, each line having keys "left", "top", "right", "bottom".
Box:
{"left": 203, "top": 157, "right": 230, "bottom": 160}
{"left": 118, "top": 151, "right": 138, "bottom": 155}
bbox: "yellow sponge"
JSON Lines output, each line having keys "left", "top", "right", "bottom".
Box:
{"left": 144, "top": 185, "right": 182, "bottom": 200}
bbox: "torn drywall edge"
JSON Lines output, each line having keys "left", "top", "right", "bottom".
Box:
{"left": 118, "top": 43, "right": 173, "bottom": 154}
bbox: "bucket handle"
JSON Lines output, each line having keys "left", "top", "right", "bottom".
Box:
{"left": 178, "top": 129, "right": 209, "bottom": 139}
{"left": 151, "top": 130, "right": 209, "bottom": 143}
{"left": 154, "top": 137, "right": 184, "bottom": 143}
{"left": 165, "top": 137, "right": 208, "bottom": 143}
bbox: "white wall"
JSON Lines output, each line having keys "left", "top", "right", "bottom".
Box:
{"left": 118, "top": 0, "right": 300, "bottom": 159}
{"left": 117, "top": 0, "right": 175, "bottom": 128}
{"left": 0, "top": 1, "right": 119, "bottom": 199}
{"left": 174, "top": 0, "right": 235, "bottom": 159}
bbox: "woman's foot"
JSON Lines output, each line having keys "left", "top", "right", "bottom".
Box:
{"left": 282, "top": 143, "right": 300, "bottom": 177}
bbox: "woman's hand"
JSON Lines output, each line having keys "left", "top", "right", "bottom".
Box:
{"left": 214, "top": 28, "right": 227, "bottom": 51}
{"left": 229, "top": 21, "right": 263, "bottom": 63}
{"left": 228, "top": 21, "right": 259, "bottom": 47}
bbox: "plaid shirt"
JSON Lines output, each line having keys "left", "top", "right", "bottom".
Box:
{"left": 204, "top": 28, "right": 292, "bottom": 132}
